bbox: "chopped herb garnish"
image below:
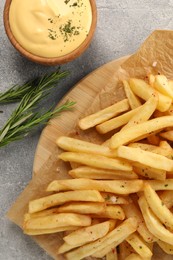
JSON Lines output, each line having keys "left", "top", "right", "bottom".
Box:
{"left": 59, "top": 20, "right": 80, "bottom": 42}
{"left": 64, "top": 0, "right": 70, "bottom": 4}
{"left": 105, "top": 195, "right": 111, "bottom": 201}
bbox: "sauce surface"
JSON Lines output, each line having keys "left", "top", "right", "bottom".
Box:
{"left": 9, "top": 0, "right": 92, "bottom": 58}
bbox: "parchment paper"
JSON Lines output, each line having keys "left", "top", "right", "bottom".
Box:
{"left": 7, "top": 30, "right": 173, "bottom": 259}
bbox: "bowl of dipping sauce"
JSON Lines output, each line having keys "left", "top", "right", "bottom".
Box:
{"left": 4, "top": 0, "right": 97, "bottom": 65}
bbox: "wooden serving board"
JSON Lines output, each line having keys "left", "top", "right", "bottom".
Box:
{"left": 33, "top": 56, "right": 129, "bottom": 175}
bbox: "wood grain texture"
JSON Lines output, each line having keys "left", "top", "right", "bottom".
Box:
{"left": 33, "top": 56, "right": 129, "bottom": 175}
{"left": 3, "top": 0, "right": 97, "bottom": 65}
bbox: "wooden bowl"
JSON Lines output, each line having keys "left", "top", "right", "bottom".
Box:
{"left": 3, "top": 0, "right": 97, "bottom": 66}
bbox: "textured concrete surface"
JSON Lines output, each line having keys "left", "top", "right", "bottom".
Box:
{"left": 1, "top": 0, "right": 173, "bottom": 259}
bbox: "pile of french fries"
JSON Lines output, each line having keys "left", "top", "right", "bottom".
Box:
{"left": 24, "top": 74, "right": 173, "bottom": 259}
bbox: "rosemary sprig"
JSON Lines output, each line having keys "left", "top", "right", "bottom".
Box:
{"left": 0, "top": 69, "right": 76, "bottom": 147}
{"left": 0, "top": 70, "right": 69, "bottom": 103}
{"left": 0, "top": 100, "right": 75, "bottom": 147}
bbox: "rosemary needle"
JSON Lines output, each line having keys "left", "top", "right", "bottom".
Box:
{"left": 0, "top": 100, "right": 76, "bottom": 147}
{"left": 0, "top": 69, "right": 69, "bottom": 104}
{"left": 0, "top": 70, "right": 76, "bottom": 147}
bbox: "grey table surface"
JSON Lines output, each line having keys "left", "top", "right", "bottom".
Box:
{"left": 1, "top": 0, "right": 173, "bottom": 259}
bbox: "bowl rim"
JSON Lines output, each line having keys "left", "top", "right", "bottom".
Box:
{"left": 3, "top": 0, "right": 97, "bottom": 65}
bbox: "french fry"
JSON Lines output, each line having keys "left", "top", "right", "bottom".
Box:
{"left": 24, "top": 226, "right": 77, "bottom": 235}
{"left": 24, "top": 213, "right": 91, "bottom": 230}
{"left": 69, "top": 166, "right": 138, "bottom": 180}
{"left": 110, "top": 116, "right": 173, "bottom": 149}
{"left": 148, "top": 74, "right": 155, "bottom": 87}
{"left": 56, "top": 202, "right": 106, "bottom": 214}
{"left": 29, "top": 190, "right": 104, "bottom": 213}
{"left": 133, "top": 165, "right": 166, "bottom": 181}
{"left": 129, "top": 78, "right": 172, "bottom": 112}
{"left": 160, "top": 130, "right": 173, "bottom": 141}
{"left": 153, "top": 75, "right": 173, "bottom": 99}
{"left": 63, "top": 220, "right": 114, "bottom": 246}
{"left": 145, "top": 179, "right": 173, "bottom": 190}
{"left": 117, "top": 146, "right": 173, "bottom": 171}
{"left": 168, "top": 80, "right": 173, "bottom": 91}
{"left": 59, "top": 222, "right": 116, "bottom": 254}
{"left": 159, "top": 190, "right": 173, "bottom": 209}
{"left": 57, "top": 136, "right": 117, "bottom": 158}
{"left": 78, "top": 99, "right": 130, "bottom": 130}
{"left": 129, "top": 142, "right": 171, "bottom": 157}
{"left": 47, "top": 178, "right": 143, "bottom": 195}
{"left": 122, "top": 95, "right": 158, "bottom": 131}
{"left": 58, "top": 242, "right": 81, "bottom": 254}
{"left": 59, "top": 152, "right": 132, "bottom": 171}
{"left": 58, "top": 220, "right": 116, "bottom": 254}
{"left": 90, "top": 205, "right": 125, "bottom": 220}
{"left": 122, "top": 203, "right": 156, "bottom": 243}
{"left": 125, "top": 253, "right": 143, "bottom": 260}
{"left": 138, "top": 196, "right": 173, "bottom": 245}
{"left": 123, "top": 80, "right": 142, "bottom": 109}
{"left": 143, "top": 183, "right": 173, "bottom": 230}
{"left": 65, "top": 218, "right": 137, "bottom": 260}
{"left": 92, "top": 241, "right": 121, "bottom": 258}
{"left": 126, "top": 232, "right": 153, "bottom": 258}
{"left": 96, "top": 107, "right": 141, "bottom": 134}
{"left": 106, "top": 248, "right": 118, "bottom": 260}
{"left": 157, "top": 240, "right": 173, "bottom": 255}
{"left": 101, "top": 192, "right": 131, "bottom": 205}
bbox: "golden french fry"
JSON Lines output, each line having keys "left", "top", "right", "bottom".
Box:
{"left": 138, "top": 196, "right": 173, "bottom": 245}
{"left": 154, "top": 75, "right": 173, "bottom": 99}
{"left": 106, "top": 248, "right": 118, "bottom": 260}
{"left": 69, "top": 166, "right": 138, "bottom": 180}
{"left": 29, "top": 190, "right": 104, "bottom": 214}
{"left": 159, "top": 190, "right": 173, "bottom": 209}
{"left": 63, "top": 220, "right": 114, "bottom": 246}
{"left": 57, "top": 202, "right": 106, "bottom": 214}
{"left": 126, "top": 232, "right": 153, "bottom": 258}
{"left": 92, "top": 242, "right": 121, "bottom": 258}
{"left": 148, "top": 74, "right": 155, "bottom": 87}
{"left": 110, "top": 116, "right": 173, "bottom": 149}
{"left": 59, "top": 152, "right": 132, "bottom": 171}
{"left": 24, "top": 226, "right": 77, "bottom": 235}
{"left": 157, "top": 240, "right": 173, "bottom": 255}
{"left": 133, "top": 165, "right": 166, "bottom": 181}
{"left": 125, "top": 253, "right": 143, "bottom": 260}
{"left": 65, "top": 218, "right": 138, "bottom": 260}
{"left": 144, "top": 183, "right": 173, "bottom": 231}
{"left": 90, "top": 205, "right": 125, "bottom": 220}
{"left": 129, "top": 78, "right": 172, "bottom": 112}
{"left": 129, "top": 142, "right": 171, "bottom": 157}
{"left": 168, "top": 80, "right": 173, "bottom": 91}
{"left": 78, "top": 99, "right": 130, "bottom": 130}
{"left": 101, "top": 193, "right": 131, "bottom": 205}
{"left": 96, "top": 107, "right": 141, "bottom": 134}
{"left": 57, "top": 136, "right": 117, "bottom": 158}
{"left": 123, "top": 80, "right": 142, "bottom": 109}
{"left": 160, "top": 130, "right": 173, "bottom": 141}
{"left": 122, "top": 203, "right": 156, "bottom": 243}
{"left": 117, "top": 146, "right": 173, "bottom": 171}
{"left": 24, "top": 213, "right": 91, "bottom": 230}
{"left": 122, "top": 95, "right": 158, "bottom": 131}
{"left": 145, "top": 179, "right": 173, "bottom": 190}
{"left": 47, "top": 178, "right": 143, "bottom": 195}
{"left": 58, "top": 242, "right": 80, "bottom": 254}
